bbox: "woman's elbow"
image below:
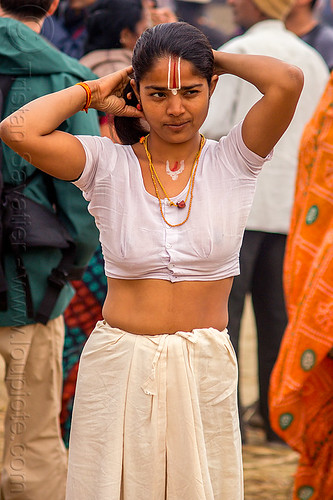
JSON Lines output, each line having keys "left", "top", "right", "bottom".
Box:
{"left": 0, "top": 118, "right": 10, "bottom": 145}
{"left": 284, "top": 65, "right": 304, "bottom": 102}
{"left": 0, "top": 113, "right": 26, "bottom": 150}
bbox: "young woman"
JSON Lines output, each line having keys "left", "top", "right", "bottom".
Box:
{"left": 0, "top": 22, "right": 303, "bottom": 500}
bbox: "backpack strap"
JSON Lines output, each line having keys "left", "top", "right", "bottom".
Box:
{"left": 33, "top": 174, "right": 84, "bottom": 325}
{"left": 4, "top": 177, "right": 84, "bottom": 325}
{"left": 2, "top": 171, "right": 45, "bottom": 319}
{"left": 0, "top": 76, "right": 85, "bottom": 324}
{"left": 35, "top": 242, "right": 77, "bottom": 325}
{"left": 0, "top": 74, "right": 16, "bottom": 312}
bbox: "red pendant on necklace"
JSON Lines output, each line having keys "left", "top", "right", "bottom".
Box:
{"left": 176, "top": 200, "right": 186, "bottom": 209}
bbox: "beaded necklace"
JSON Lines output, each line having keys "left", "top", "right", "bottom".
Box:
{"left": 141, "top": 134, "right": 205, "bottom": 227}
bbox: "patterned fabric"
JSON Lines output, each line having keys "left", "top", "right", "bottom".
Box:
{"left": 269, "top": 75, "right": 333, "bottom": 500}
{"left": 61, "top": 245, "right": 107, "bottom": 447}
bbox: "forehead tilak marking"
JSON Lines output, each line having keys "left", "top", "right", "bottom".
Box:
{"left": 168, "top": 55, "right": 181, "bottom": 96}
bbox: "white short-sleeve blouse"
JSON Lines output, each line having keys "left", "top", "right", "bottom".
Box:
{"left": 74, "top": 122, "right": 272, "bottom": 282}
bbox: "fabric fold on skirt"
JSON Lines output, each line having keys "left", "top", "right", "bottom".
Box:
{"left": 66, "top": 321, "right": 243, "bottom": 500}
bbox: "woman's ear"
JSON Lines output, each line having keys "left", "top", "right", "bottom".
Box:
{"left": 120, "top": 27, "right": 137, "bottom": 51}
{"left": 209, "top": 74, "right": 219, "bottom": 98}
{"left": 130, "top": 79, "right": 140, "bottom": 102}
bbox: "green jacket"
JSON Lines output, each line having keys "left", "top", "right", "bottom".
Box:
{"left": 0, "top": 17, "right": 100, "bottom": 326}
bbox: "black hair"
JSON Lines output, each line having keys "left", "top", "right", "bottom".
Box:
{"left": 115, "top": 22, "right": 214, "bottom": 145}
{"left": 0, "top": 0, "right": 53, "bottom": 19}
{"left": 83, "top": 0, "right": 143, "bottom": 54}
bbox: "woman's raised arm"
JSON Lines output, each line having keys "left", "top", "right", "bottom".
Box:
{"left": 0, "top": 67, "right": 143, "bottom": 180}
{"left": 213, "top": 51, "right": 304, "bottom": 158}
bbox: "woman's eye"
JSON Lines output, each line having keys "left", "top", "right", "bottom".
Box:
{"left": 151, "top": 92, "right": 166, "bottom": 98}
{"left": 184, "top": 90, "right": 199, "bottom": 96}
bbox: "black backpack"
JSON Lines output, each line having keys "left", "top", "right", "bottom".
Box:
{"left": 0, "top": 74, "right": 83, "bottom": 324}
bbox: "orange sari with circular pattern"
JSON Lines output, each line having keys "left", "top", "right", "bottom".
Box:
{"left": 269, "top": 75, "right": 333, "bottom": 500}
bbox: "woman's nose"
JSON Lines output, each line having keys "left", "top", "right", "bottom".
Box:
{"left": 167, "top": 94, "right": 185, "bottom": 116}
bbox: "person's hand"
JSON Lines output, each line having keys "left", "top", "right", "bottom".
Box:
{"left": 89, "top": 67, "right": 144, "bottom": 118}
{"left": 212, "top": 49, "right": 228, "bottom": 77}
{"left": 150, "top": 7, "right": 178, "bottom": 25}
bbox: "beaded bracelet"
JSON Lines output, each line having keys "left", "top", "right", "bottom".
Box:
{"left": 76, "top": 82, "right": 92, "bottom": 113}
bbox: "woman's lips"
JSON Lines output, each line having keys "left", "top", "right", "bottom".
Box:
{"left": 164, "top": 121, "right": 189, "bottom": 129}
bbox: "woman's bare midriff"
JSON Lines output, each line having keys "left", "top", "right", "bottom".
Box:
{"left": 102, "top": 277, "right": 234, "bottom": 335}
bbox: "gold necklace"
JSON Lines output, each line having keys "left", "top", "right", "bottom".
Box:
{"left": 141, "top": 134, "right": 205, "bottom": 227}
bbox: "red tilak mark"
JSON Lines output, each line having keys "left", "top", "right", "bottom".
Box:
{"left": 173, "top": 60, "right": 177, "bottom": 88}
{"left": 171, "top": 161, "right": 179, "bottom": 172}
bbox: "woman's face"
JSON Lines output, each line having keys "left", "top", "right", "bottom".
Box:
{"left": 134, "top": 57, "right": 217, "bottom": 145}
{"left": 121, "top": 14, "right": 149, "bottom": 51}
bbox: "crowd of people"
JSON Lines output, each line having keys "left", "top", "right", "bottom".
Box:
{"left": 0, "top": 0, "right": 332, "bottom": 499}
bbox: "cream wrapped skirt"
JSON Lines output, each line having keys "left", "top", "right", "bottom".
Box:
{"left": 66, "top": 321, "right": 243, "bottom": 500}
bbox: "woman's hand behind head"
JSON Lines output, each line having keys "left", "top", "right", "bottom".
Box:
{"left": 212, "top": 50, "right": 229, "bottom": 77}
{"left": 89, "top": 67, "right": 144, "bottom": 118}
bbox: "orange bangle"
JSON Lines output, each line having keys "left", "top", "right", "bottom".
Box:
{"left": 76, "top": 82, "right": 92, "bottom": 113}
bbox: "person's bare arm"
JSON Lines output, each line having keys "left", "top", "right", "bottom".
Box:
{"left": 213, "top": 51, "right": 304, "bottom": 157}
{"left": 0, "top": 67, "right": 143, "bottom": 180}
